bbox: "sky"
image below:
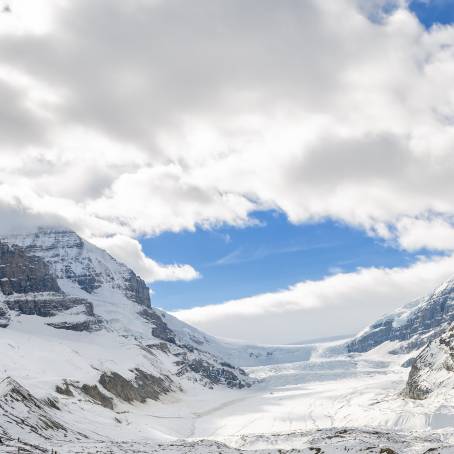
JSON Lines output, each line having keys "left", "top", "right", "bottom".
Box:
{"left": 2, "top": 0, "right": 454, "bottom": 343}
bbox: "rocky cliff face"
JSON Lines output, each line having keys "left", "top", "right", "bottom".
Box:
{"left": 0, "top": 242, "right": 60, "bottom": 295}
{"left": 0, "top": 241, "right": 99, "bottom": 330}
{"left": 347, "top": 279, "right": 454, "bottom": 354}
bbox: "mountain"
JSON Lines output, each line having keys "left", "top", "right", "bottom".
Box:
{"left": 343, "top": 273, "right": 454, "bottom": 403}
{"left": 346, "top": 278, "right": 454, "bottom": 354}
{"left": 0, "top": 228, "right": 253, "bottom": 444}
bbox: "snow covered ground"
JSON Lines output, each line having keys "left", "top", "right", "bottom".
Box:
{"left": 3, "top": 335, "right": 454, "bottom": 452}
{"left": 51, "top": 339, "right": 451, "bottom": 453}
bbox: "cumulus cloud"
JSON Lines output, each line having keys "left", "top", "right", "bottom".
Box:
{"left": 173, "top": 254, "right": 454, "bottom": 343}
{"left": 91, "top": 235, "right": 200, "bottom": 283}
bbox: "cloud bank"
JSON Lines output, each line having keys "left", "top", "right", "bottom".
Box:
{"left": 1, "top": 0, "right": 454, "bottom": 245}
{"left": 2, "top": 0, "right": 454, "bottom": 338}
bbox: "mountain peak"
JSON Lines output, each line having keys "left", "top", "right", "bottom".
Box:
{"left": 3, "top": 227, "right": 151, "bottom": 308}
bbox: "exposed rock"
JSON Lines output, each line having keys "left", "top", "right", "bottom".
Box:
{"left": 55, "top": 383, "right": 74, "bottom": 397}
{"left": 47, "top": 319, "right": 102, "bottom": 332}
{"left": 177, "top": 358, "right": 250, "bottom": 389}
{"left": 0, "top": 242, "right": 60, "bottom": 295}
{"left": 0, "top": 303, "right": 10, "bottom": 328}
{"left": 99, "top": 369, "right": 173, "bottom": 403}
{"left": 139, "top": 308, "right": 176, "bottom": 344}
{"left": 80, "top": 384, "right": 113, "bottom": 410}
{"left": 43, "top": 397, "right": 60, "bottom": 411}
{"left": 405, "top": 325, "right": 454, "bottom": 400}
{"left": 145, "top": 342, "right": 171, "bottom": 354}
{"left": 0, "top": 241, "right": 98, "bottom": 327}
{"left": 138, "top": 308, "right": 251, "bottom": 389}
{"left": 124, "top": 270, "right": 150, "bottom": 307}
{"left": 406, "top": 362, "right": 431, "bottom": 400}
{"left": 5, "top": 295, "right": 94, "bottom": 318}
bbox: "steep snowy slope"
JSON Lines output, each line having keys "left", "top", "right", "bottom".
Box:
{"left": 347, "top": 277, "right": 454, "bottom": 354}
{"left": 0, "top": 229, "right": 252, "bottom": 444}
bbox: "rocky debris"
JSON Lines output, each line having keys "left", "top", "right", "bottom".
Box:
{"left": 347, "top": 280, "right": 454, "bottom": 353}
{"left": 80, "top": 384, "right": 113, "bottom": 410}
{"left": 139, "top": 308, "right": 176, "bottom": 343}
{"left": 99, "top": 369, "right": 173, "bottom": 404}
{"left": 177, "top": 358, "right": 250, "bottom": 389}
{"left": 0, "top": 242, "right": 60, "bottom": 295}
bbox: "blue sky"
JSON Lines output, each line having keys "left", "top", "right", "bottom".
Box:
{"left": 143, "top": 213, "right": 430, "bottom": 312}
{"left": 409, "top": 0, "right": 454, "bottom": 27}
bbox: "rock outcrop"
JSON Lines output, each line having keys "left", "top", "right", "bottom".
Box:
{"left": 405, "top": 324, "right": 454, "bottom": 400}
{"left": 99, "top": 369, "right": 173, "bottom": 404}
{"left": 80, "top": 384, "right": 113, "bottom": 410}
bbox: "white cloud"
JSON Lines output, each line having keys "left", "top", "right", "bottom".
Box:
{"left": 0, "top": 0, "right": 454, "bottom": 249}
{"left": 173, "top": 254, "right": 454, "bottom": 343}
{"left": 396, "top": 217, "right": 454, "bottom": 251}
{"left": 90, "top": 235, "right": 200, "bottom": 283}
{"left": 2, "top": 0, "right": 454, "bottom": 335}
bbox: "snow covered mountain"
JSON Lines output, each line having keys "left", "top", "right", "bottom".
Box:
{"left": 347, "top": 277, "right": 454, "bottom": 354}
{"left": 0, "top": 228, "right": 254, "bottom": 444}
